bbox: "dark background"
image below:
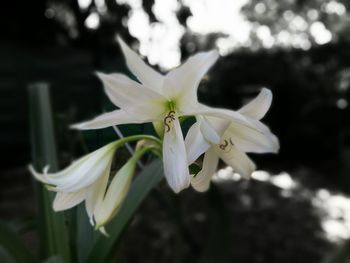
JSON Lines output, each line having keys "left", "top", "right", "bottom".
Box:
{"left": 1, "top": 0, "right": 350, "bottom": 262}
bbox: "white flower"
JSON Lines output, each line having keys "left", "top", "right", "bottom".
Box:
{"left": 186, "top": 88, "right": 280, "bottom": 192}
{"left": 72, "top": 37, "right": 258, "bottom": 193}
{"left": 29, "top": 141, "right": 138, "bottom": 231}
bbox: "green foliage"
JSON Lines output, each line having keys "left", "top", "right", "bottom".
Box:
{"left": 0, "top": 222, "right": 38, "bottom": 263}
{"left": 28, "top": 83, "right": 72, "bottom": 262}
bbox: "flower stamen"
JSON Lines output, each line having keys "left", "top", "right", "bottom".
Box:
{"left": 164, "top": 110, "right": 176, "bottom": 133}
{"left": 219, "top": 139, "right": 229, "bottom": 150}
{"left": 219, "top": 137, "right": 234, "bottom": 153}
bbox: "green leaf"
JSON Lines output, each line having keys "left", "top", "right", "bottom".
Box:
{"left": 7, "top": 217, "right": 36, "bottom": 235}
{"left": 43, "top": 255, "right": 64, "bottom": 263}
{"left": 76, "top": 204, "right": 98, "bottom": 263}
{"left": 0, "top": 222, "right": 38, "bottom": 263}
{"left": 86, "top": 159, "right": 163, "bottom": 263}
{"left": 28, "top": 83, "right": 71, "bottom": 262}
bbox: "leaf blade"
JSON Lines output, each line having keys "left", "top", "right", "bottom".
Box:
{"left": 0, "top": 222, "right": 38, "bottom": 263}
{"left": 28, "top": 83, "right": 71, "bottom": 262}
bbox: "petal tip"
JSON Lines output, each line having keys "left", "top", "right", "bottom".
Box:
{"left": 98, "top": 226, "right": 109, "bottom": 237}
{"left": 191, "top": 182, "right": 210, "bottom": 193}
{"left": 70, "top": 123, "right": 84, "bottom": 130}
{"left": 168, "top": 176, "right": 191, "bottom": 194}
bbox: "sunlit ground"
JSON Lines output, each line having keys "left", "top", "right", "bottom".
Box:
{"left": 213, "top": 167, "right": 350, "bottom": 243}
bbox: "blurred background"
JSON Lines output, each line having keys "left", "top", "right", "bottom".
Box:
{"left": 1, "top": 0, "right": 350, "bottom": 262}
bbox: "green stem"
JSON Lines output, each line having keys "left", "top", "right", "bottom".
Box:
{"left": 131, "top": 146, "right": 158, "bottom": 162}
{"left": 115, "top": 134, "right": 162, "bottom": 149}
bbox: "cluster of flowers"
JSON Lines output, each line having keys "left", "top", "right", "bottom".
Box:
{"left": 30, "top": 38, "right": 279, "bottom": 234}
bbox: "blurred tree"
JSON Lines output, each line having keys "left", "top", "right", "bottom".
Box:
{"left": 242, "top": 0, "right": 350, "bottom": 49}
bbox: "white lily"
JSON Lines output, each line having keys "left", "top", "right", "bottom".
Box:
{"left": 186, "top": 88, "right": 280, "bottom": 192}
{"left": 29, "top": 141, "right": 149, "bottom": 232}
{"left": 72, "top": 37, "right": 258, "bottom": 193}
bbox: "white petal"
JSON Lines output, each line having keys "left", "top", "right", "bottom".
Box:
{"left": 227, "top": 121, "right": 279, "bottom": 153}
{"left": 239, "top": 88, "right": 272, "bottom": 120}
{"left": 188, "top": 104, "right": 258, "bottom": 133}
{"left": 204, "top": 116, "right": 231, "bottom": 136}
{"left": 40, "top": 142, "right": 118, "bottom": 192}
{"left": 200, "top": 117, "right": 221, "bottom": 144}
{"left": 84, "top": 159, "right": 112, "bottom": 223}
{"left": 215, "top": 145, "right": 256, "bottom": 177}
{"left": 163, "top": 115, "right": 190, "bottom": 193}
{"left": 94, "top": 159, "right": 136, "bottom": 228}
{"left": 191, "top": 148, "right": 219, "bottom": 192}
{"left": 117, "top": 36, "right": 164, "bottom": 93}
{"left": 97, "top": 72, "right": 165, "bottom": 120}
{"left": 54, "top": 153, "right": 113, "bottom": 192}
{"left": 53, "top": 190, "right": 87, "bottom": 211}
{"left": 28, "top": 164, "right": 49, "bottom": 184}
{"left": 71, "top": 109, "right": 146, "bottom": 130}
{"left": 199, "top": 115, "right": 232, "bottom": 144}
{"left": 185, "top": 120, "right": 210, "bottom": 164}
{"left": 163, "top": 50, "right": 219, "bottom": 110}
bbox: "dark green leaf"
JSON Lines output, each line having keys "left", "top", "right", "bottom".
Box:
{"left": 0, "top": 222, "right": 38, "bottom": 263}
{"left": 76, "top": 204, "right": 98, "bottom": 263}
{"left": 7, "top": 217, "right": 36, "bottom": 235}
{"left": 0, "top": 247, "right": 16, "bottom": 263}
{"left": 43, "top": 255, "right": 64, "bottom": 263}
{"left": 28, "top": 83, "right": 71, "bottom": 262}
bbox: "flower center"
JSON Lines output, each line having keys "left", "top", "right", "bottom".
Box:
{"left": 166, "top": 100, "right": 177, "bottom": 112}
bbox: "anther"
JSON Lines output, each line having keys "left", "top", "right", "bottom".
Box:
{"left": 219, "top": 140, "right": 229, "bottom": 150}
{"left": 229, "top": 138, "right": 234, "bottom": 146}
{"left": 164, "top": 111, "right": 176, "bottom": 132}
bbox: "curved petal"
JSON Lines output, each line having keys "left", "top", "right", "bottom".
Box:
{"left": 53, "top": 189, "right": 87, "bottom": 211}
{"left": 200, "top": 117, "right": 221, "bottom": 144}
{"left": 54, "top": 153, "right": 113, "bottom": 192}
{"left": 185, "top": 120, "right": 210, "bottom": 164}
{"left": 163, "top": 115, "right": 190, "bottom": 193}
{"left": 85, "top": 159, "right": 112, "bottom": 224}
{"left": 239, "top": 88, "right": 272, "bottom": 120}
{"left": 28, "top": 165, "right": 50, "bottom": 184}
{"left": 97, "top": 72, "right": 165, "bottom": 119}
{"left": 117, "top": 36, "right": 164, "bottom": 93}
{"left": 204, "top": 116, "right": 231, "bottom": 136}
{"left": 187, "top": 104, "right": 259, "bottom": 133}
{"left": 94, "top": 159, "right": 136, "bottom": 228}
{"left": 227, "top": 121, "right": 279, "bottom": 153}
{"left": 33, "top": 142, "right": 118, "bottom": 192}
{"left": 199, "top": 116, "right": 231, "bottom": 144}
{"left": 71, "top": 109, "right": 148, "bottom": 130}
{"left": 163, "top": 50, "right": 219, "bottom": 111}
{"left": 191, "top": 148, "right": 219, "bottom": 192}
{"left": 215, "top": 145, "right": 256, "bottom": 177}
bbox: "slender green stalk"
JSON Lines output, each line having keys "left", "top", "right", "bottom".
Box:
{"left": 28, "top": 83, "right": 71, "bottom": 262}
{"left": 115, "top": 134, "right": 162, "bottom": 148}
